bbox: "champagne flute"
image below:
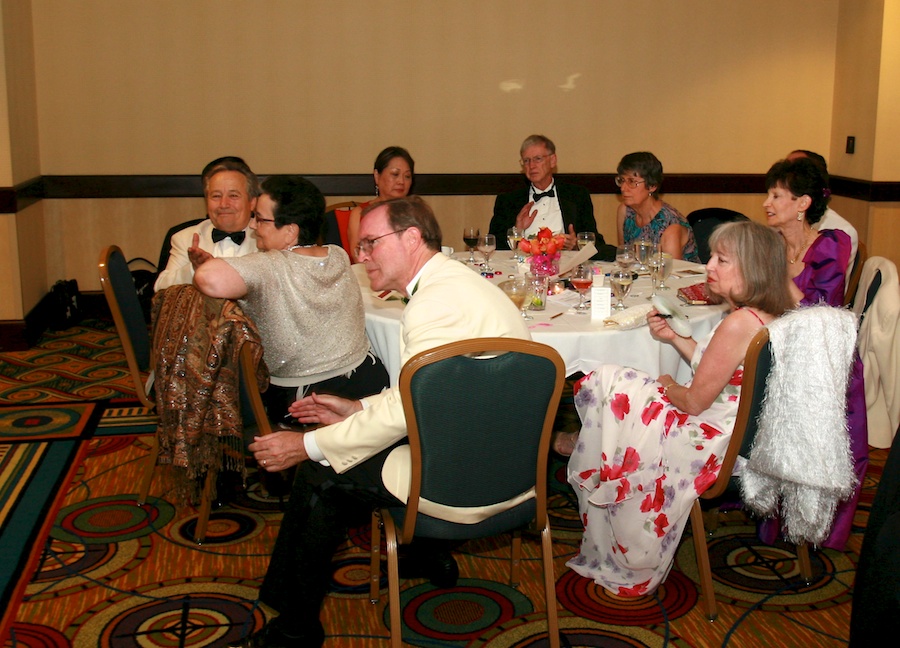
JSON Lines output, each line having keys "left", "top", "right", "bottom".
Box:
{"left": 609, "top": 269, "right": 633, "bottom": 311}
{"left": 576, "top": 231, "right": 596, "bottom": 252}
{"left": 657, "top": 252, "right": 674, "bottom": 290}
{"left": 463, "top": 227, "right": 479, "bottom": 264}
{"left": 507, "top": 227, "right": 524, "bottom": 262}
{"left": 477, "top": 234, "right": 496, "bottom": 272}
{"left": 570, "top": 264, "right": 593, "bottom": 314}
{"left": 633, "top": 236, "right": 653, "bottom": 272}
{"left": 647, "top": 251, "right": 662, "bottom": 299}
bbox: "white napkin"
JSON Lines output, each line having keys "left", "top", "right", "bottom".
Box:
{"left": 602, "top": 303, "right": 653, "bottom": 329}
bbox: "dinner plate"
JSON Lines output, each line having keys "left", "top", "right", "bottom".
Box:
{"left": 652, "top": 294, "right": 692, "bottom": 337}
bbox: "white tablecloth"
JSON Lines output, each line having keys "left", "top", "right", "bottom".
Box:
{"left": 355, "top": 251, "right": 727, "bottom": 385}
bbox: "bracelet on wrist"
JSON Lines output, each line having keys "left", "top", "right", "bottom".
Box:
{"left": 663, "top": 382, "right": 677, "bottom": 396}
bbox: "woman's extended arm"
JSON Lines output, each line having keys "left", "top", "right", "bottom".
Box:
{"left": 347, "top": 205, "right": 363, "bottom": 263}
{"left": 661, "top": 309, "right": 763, "bottom": 416}
{"left": 193, "top": 258, "right": 248, "bottom": 299}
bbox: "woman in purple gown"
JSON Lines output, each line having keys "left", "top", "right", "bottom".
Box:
{"left": 764, "top": 157, "right": 867, "bottom": 550}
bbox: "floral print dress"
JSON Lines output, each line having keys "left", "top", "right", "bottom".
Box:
{"left": 567, "top": 320, "right": 740, "bottom": 596}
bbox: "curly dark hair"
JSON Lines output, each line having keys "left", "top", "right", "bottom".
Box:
{"left": 259, "top": 175, "right": 326, "bottom": 246}
{"left": 765, "top": 158, "right": 830, "bottom": 224}
{"left": 617, "top": 151, "right": 664, "bottom": 197}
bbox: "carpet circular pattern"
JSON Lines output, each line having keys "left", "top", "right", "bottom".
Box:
{"left": 69, "top": 579, "right": 266, "bottom": 647}
{"left": 52, "top": 495, "right": 176, "bottom": 543}
{"left": 556, "top": 569, "right": 697, "bottom": 624}
{"left": 676, "top": 526, "right": 855, "bottom": 611}
{"left": 329, "top": 554, "right": 386, "bottom": 597}
{"left": 26, "top": 537, "right": 151, "bottom": 599}
{"left": 0, "top": 405, "right": 86, "bottom": 437}
{"left": 170, "top": 509, "right": 266, "bottom": 546}
{"left": 4, "top": 622, "right": 70, "bottom": 647}
{"left": 386, "top": 578, "right": 533, "bottom": 646}
{"left": 473, "top": 614, "right": 692, "bottom": 648}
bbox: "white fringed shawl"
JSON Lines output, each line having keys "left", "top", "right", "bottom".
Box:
{"left": 740, "top": 304, "right": 858, "bottom": 546}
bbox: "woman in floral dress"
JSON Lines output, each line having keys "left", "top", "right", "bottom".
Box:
{"left": 555, "top": 220, "right": 795, "bottom": 596}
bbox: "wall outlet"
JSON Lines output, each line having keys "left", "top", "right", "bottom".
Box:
{"left": 846, "top": 136, "right": 856, "bottom": 154}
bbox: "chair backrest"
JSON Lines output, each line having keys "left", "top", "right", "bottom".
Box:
{"left": 687, "top": 208, "right": 750, "bottom": 264}
{"left": 238, "top": 342, "right": 272, "bottom": 437}
{"left": 701, "top": 327, "right": 770, "bottom": 500}
{"left": 844, "top": 241, "right": 867, "bottom": 307}
{"left": 398, "top": 337, "right": 565, "bottom": 541}
{"left": 98, "top": 245, "right": 155, "bottom": 409}
{"left": 157, "top": 217, "right": 207, "bottom": 272}
{"left": 322, "top": 201, "right": 358, "bottom": 251}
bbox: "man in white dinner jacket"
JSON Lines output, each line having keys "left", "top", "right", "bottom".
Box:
{"left": 234, "top": 196, "right": 530, "bottom": 648}
{"left": 154, "top": 157, "right": 260, "bottom": 291}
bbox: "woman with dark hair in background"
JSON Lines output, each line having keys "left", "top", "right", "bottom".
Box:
{"left": 194, "top": 175, "right": 388, "bottom": 423}
{"left": 615, "top": 151, "right": 699, "bottom": 261}
{"left": 763, "top": 156, "right": 867, "bottom": 550}
{"left": 345, "top": 146, "right": 415, "bottom": 262}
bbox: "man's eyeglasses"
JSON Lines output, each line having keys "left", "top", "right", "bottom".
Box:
{"left": 355, "top": 228, "right": 409, "bottom": 257}
{"left": 614, "top": 176, "right": 647, "bottom": 188}
{"left": 252, "top": 212, "right": 276, "bottom": 224}
{"left": 520, "top": 155, "right": 551, "bottom": 166}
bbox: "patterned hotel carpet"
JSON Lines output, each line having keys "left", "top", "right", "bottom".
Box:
{"left": 0, "top": 320, "right": 877, "bottom": 647}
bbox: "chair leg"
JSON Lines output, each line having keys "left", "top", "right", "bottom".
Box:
{"left": 136, "top": 434, "right": 160, "bottom": 506}
{"left": 797, "top": 543, "right": 813, "bottom": 582}
{"left": 509, "top": 529, "right": 522, "bottom": 587}
{"left": 380, "top": 513, "right": 402, "bottom": 648}
{"left": 193, "top": 467, "right": 217, "bottom": 545}
{"left": 370, "top": 510, "right": 383, "bottom": 604}
{"left": 539, "top": 517, "right": 561, "bottom": 648}
{"left": 690, "top": 500, "right": 718, "bottom": 621}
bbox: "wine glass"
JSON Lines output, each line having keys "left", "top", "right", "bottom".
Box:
{"left": 570, "top": 264, "right": 593, "bottom": 314}
{"left": 609, "top": 269, "right": 633, "bottom": 311}
{"left": 507, "top": 227, "right": 524, "bottom": 262}
{"left": 463, "top": 227, "right": 479, "bottom": 264}
{"left": 657, "top": 252, "right": 674, "bottom": 290}
{"left": 576, "top": 232, "right": 596, "bottom": 251}
{"left": 633, "top": 236, "right": 654, "bottom": 272}
{"left": 501, "top": 277, "right": 534, "bottom": 320}
{"left": 615, "top": 245, "right": 635, "bottom": 270}
{"left": 477, "top": 234, "right": 496, "bottom": 272}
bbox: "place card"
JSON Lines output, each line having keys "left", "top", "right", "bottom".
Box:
{"left": 590, "top": 285, "right": 612, "bottom": 322}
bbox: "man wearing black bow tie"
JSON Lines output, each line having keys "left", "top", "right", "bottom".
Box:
{"left": 489, "top": 134, "right": 615, "bottom": 260}
{"left": 155, "top": 158, "right": 261, "bottom": 290}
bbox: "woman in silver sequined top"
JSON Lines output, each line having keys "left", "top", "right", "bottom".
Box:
{"left": 194, "top": 175, "right": 389, "bottom": 424}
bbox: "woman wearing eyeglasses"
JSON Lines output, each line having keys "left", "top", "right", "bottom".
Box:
{"left": 615, "top": 151, "right": 700, "bottom": 262}
{"left": 194, "top": 175, "right": 388, "bottom": 424}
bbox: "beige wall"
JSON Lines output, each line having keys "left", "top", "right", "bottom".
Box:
{"left": 31, "top": 0, "right": 839, "bottom": 176}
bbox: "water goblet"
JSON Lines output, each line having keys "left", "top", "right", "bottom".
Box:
{"left": 615, "top": 245, "right": 635, "bottom": 270}
{"left": 507, "top": 227, "right": 524, "bottom": 262}
{"left": 477, "top": 234, "right": 497, "bottom": 272}
{"left": 501, "top": 277, "right": 534, "bottom": 320}
{"left": 576, "top": 231, "right": 596, "bottom": 252}
{"left": 463, "top": 227, "right": 480, "bottom": 264}
{"left": 570, "top": 264, "right": 593, "bottom": 314}
{"left": 657, "top": 252, "right": 674, "bottom": 290}
{"left": 609, "top": 269, "right": 633, "bottom": 311}
{"left": 633, "top": 236, "right": 654, "bottom": 272}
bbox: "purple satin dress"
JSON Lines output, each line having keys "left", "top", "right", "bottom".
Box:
{"left": 760, "top": 229, "right": 868, "bottom": 550}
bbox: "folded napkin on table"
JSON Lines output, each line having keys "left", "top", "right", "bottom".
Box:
{"left": 603, "top": 303, "right": 653, "bottom": 329}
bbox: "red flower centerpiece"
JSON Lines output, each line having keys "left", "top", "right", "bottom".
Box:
{"left": 518, "top": 227, "right": 566, "bottom": 277}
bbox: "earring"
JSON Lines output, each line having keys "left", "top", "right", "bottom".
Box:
{"left": 797, "top": 211, "right": 804, "bottom": 221}
{"left": 374, "top": 185, "right": 379, "bottom": 197}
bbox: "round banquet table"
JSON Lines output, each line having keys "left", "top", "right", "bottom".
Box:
{"left": 354, "top": 251, "right": 728, "bottom": 386}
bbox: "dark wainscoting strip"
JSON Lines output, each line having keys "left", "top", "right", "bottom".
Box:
{"left": 1, "top": 173, "right": 897, "bottom": 211}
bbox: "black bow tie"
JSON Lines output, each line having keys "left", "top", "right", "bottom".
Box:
{"left": 212, "top": 229, "right": 246, "bottom": 245}
{"left": 532, "top": 188, "right": 555, "bottom": 202}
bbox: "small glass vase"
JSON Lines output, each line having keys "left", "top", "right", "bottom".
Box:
{"left": 529, "top": 253, "right": 560, "bottom": 278}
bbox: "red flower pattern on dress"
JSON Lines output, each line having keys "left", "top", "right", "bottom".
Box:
{"left": 610, "top": 393, "right": 630, "bottom": 420}
{"left": 615, "top": 479, "right": 631, "bottom": 502}
{"left": 600, "top": 447, "right": 640, "bottom": 482}
{"left": 618, "top": 579, "right": 652, "bottom": 596}
{"left": 652, "top": 512, "right": 670, "bottom": 537}
{"left": 640, "top": 476, "right": 666, "bottom": 513}
{"left": 641, "top": 400, "right": 664, "bottom": 425}
{"left": 699, "top": 423, "right": 723, "bottom": 440}
{"left": 693, "top": 454, "right": 721, "bottom": 494}
{"left": 729, "top": 369, "right": 743, "bottom": 385}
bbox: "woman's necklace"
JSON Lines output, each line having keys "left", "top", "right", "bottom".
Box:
{"left": 286, "top": 244, "right": 316, "bottom": 251}
{"left": 788, "top": 229, "right": 815, "bottom": 264}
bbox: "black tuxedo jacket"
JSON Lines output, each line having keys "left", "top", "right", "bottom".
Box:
{"left": 489, "top": 181, "right": 615, "bottom": 260}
